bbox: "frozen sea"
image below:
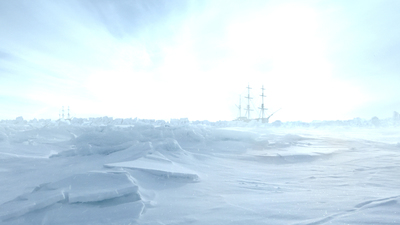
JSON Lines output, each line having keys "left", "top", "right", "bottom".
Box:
{"left": 0, "top": 117, "right": 399, "bottom": 224}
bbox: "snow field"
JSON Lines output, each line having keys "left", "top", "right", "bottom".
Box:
{"left": 0, "top": 118, "right": 399, "bottom": 224}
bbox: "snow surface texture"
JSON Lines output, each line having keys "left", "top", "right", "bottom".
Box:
{"left": 0, "top": 117, "right": 399, "bottom": 224}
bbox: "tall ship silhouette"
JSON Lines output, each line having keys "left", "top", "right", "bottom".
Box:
{"left": 234, "top": 85, "right": 279, "bottom": 123}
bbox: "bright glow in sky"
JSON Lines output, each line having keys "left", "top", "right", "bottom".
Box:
{"left": 1, "top": 0, "right": 400, "bottom": 122}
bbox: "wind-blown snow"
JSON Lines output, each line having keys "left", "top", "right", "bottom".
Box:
{"left": 0, "top": 117, "right": 399, "bottom": 224}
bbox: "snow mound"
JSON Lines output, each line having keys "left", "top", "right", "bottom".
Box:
{"left": 8, "top": 126, "right": 73, "bottom": 144}
{"left": 105, "top": 152, "right": 199, "bottom": 182}
{"left": 53, "top": 140, "right": 137, "bottom": 157}
{"left": 153, "top": 138, "right": 183, "bottom": 152}
{"left": 280, "top": 134, "right": 309, "bottom": 142}
{"left": 247, "top": 152, "right": 335, "bottom": 164}
{"left": 47, "top": 171, "right": 140, "bottom": 203}
{"left": 210, "top": 128, "right": 257, "bottom": 142}
{"left": 0, "top": 171, "right": 142, "bottom": 222}
{"left": 246, "top": 134, "right": 342, "bottom": 164}
{"left": 53, "top": 128, "right": 139, "bottom": 156}
{"left": 149, "top": 138, "right": 196, "bottom": 161}
{"left": 171, "top": 126, "right": 206, "bottom": 142}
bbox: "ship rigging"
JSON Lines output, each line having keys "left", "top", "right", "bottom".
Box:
{"left": 235, "top": 85, "right": 279, "bottom": 123}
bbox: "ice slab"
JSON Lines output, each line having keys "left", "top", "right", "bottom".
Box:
{"left": 104, "top": 152, "right": 199, "bottom": 181}
{"left": 59, "top": 172, "right": 139, "bottom": 203}
{"left": 0, "top": 191, "right": 65, "bottom": 221}
{"left": 0, "top": 171, "right": 141, "bottom": 222}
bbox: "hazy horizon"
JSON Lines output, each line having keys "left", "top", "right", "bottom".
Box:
{"left": 1, "top": 0, "right": 400, "bottom": 122}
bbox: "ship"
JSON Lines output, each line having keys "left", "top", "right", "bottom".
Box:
{"left": 234, "top": 85, "right": 279, "bottom": 123}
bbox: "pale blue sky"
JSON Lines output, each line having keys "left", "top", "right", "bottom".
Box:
{"left": 1, "top": 0, "right": 400, "bottom": 122}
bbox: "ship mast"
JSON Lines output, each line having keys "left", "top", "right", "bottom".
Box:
{"left": 245, "top": 84, "right": 253, "bottom": 119}
{"left": 235, "top": 95, "right": 242, "bottom": 118}
{"left": 259, "top": 85, "right": 267, "bottom": 123}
